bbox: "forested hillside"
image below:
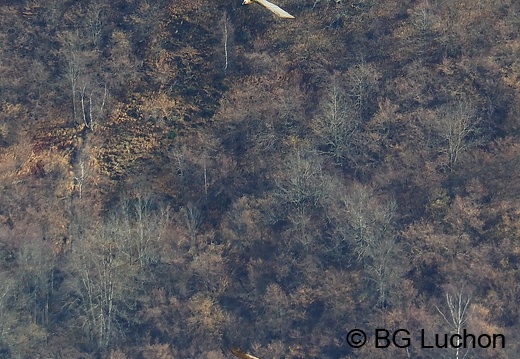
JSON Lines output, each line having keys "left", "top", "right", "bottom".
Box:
{"left": 0, "top": 0, "right": 519, "bottom": 358}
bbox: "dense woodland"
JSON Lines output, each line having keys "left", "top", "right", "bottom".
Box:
{"left": 0, "top": 0, "right": 519, "bottom": 358}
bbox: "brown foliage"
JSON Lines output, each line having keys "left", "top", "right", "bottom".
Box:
{"left": 0, "top": 0, "right": 520, "bottom": 357}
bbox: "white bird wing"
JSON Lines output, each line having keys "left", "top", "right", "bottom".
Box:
{"left": 230, "top": 348, "right": 261, "bottom": 359}
{"left": 255, "top": 0, "right": 295, "bottom": 18}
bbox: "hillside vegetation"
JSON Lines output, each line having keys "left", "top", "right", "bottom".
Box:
{"left": 0, "top": 0, "right": 519, "bottom": 358}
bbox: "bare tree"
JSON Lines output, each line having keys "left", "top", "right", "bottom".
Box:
{"left": 79, "top": 80, "right": 108, "bottom": 130}
{"left": 16, "top": 238, "right": 56, "bottom": 326}
{"left": 273, "top": 148, "right": 328, "bottom": 248}
{"left": 73, "top": 149, "right": 96, "bottom": 200}
{"left": 65, "top": 196, "right": 171, "bottom": 351}
{"left": 129, "top": 195, "right": 170, "bottom": 267}
{"left": 182, "top": 202, "right": 202, "bottom": 245}
{"left": 408, "top": 1, "right": 437, "bottom": 58}
{"left": 312, "top": 76, "right": 360, "bottom": 166}
{"left": 85, "top": 2, "right": 107, "bottom": 48}
{"left": 433, "top": 99, "right": 481, "bottom": 170}
{"left": 58, "top": 22, "right": 109, "bottom": 129}
{"left": 328, "top": 183, "right": 404, "bottom": 307}
{"left": 275, "top": 149, "right": 325, "bottom": 218}
{"left": 58, "top": 30, "right": 84, "bottom": 125}
{"left": 218, "top": 11, "right": 234, "bottom": 73}
{"left": 345, "top": 61, "right": 380, "bottom": 118}
{"left": 435, "top": 286, "right": 472, "bottom": 359}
